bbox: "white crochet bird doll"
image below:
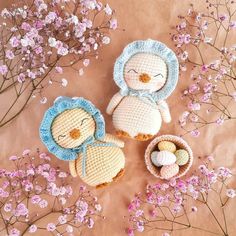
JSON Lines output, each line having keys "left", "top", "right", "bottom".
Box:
{"left": 106, "top": 39, "right": 179, "bottom": 141}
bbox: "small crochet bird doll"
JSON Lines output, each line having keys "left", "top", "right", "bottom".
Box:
{"left": 106, "top": 39, "right": 179, "bottom": 141}
{"left": 40, "top": 96, "right": 125, "bottom": 188}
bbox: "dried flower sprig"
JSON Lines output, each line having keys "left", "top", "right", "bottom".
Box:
{"left": 0, "top": 149, "right": 103, "bottom": 235}
{"left": 171, "top": 0, "right": 236, "bottom": 137}
{"left": 0, "top": 0, "right": 118, "bottom": 128}
{"left": 126, "top": 157, "right": 235, "bottom": 236}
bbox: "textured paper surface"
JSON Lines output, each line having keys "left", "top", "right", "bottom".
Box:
{"left": 0, "top": 0, "right": 236, "bottom": 235}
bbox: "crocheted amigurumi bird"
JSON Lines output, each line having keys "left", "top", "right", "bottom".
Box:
{"left": 106, "top": 39, "right": 179, "bottom": 141}
{"left": 40, "top": 96, "right": 125, "bottom": 188}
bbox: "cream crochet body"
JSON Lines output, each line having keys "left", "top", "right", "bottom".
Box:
{"left": 112, "top": 96, "right": 162, "bottom": 137}
{"left": 69, "top": 134, "right": 125, "bottom": 187}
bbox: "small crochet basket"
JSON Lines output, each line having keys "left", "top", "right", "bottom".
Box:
{"left": 145, "top": 135, "right": 193, "bottom": 179}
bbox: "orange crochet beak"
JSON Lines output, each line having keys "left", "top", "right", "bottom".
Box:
{"left": 69, "top": 128, "right": 81, "bottom": 139}
{"left": 139, "top": 73, "right": 151, "bottom": 83}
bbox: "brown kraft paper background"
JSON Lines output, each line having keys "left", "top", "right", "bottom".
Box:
{"left": 0, "top": 0, "right": 236, "bottom": 235}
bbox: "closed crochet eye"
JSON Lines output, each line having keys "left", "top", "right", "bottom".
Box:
{"left": 154, "top": 73, "right": 164, "bottom": 78}
{"left": 58, "top": 134, "right": 66, "bottom": 141}
{"left": 127, "top": 69, "right": 138, "bottom": 73}
{"left": 80, "top": 117, "right": 89, "bottom": 126}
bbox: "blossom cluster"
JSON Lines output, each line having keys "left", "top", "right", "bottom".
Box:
{"left": 171, "top": 0, "right": 236, "bottom": 137}
{"left": 0, "top": 0, "right": 117, "bottom": 128}
{"left": 0, "top": 149, "right": 103, "bottom": 235}
{"left": 126, "top": 156, "right": 235, "bottom": 236}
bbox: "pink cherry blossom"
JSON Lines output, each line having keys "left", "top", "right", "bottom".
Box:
{"left": 231, "top": 92, "right": 236, "bottom": 101}
{"left": 48, "top": 37, "right": 57, "bottom": 47}
{"left": 102, "top": 36, "right": 110, "bottom": 44}
{"left": 59, "top": 197, "right": 67, "bottom": 205}
{"left": 57, "top": 47, "right": 69, "bottom": 56}
{"left": 226, "top": 189, "right": 236, "bottom": 198}
{"left": 80, "top": 0, "right": 97, "bottom": 10}
{"left": 83, "top": 59, "right": 90, "bottom": 67}
{"left": 95, "top": 204, "right": 102, "bottom": 211}
{"left": 0, "top": 65, "right": 8, "bottom": 75}
{"left": 76, "top": 200, "right": 88, "bottom": 217}
{"left": 188, "top": 83, "right": 199, "bottom": 93}
{"left": 9, "top": 155, "right": 18, "bottom": 161}
{"left": 162, "top": 233, "right": 170, "bottom": 236}
{"left": 9, "top": 228, "right": 20, "bottom": 236}
{"left": 88, "top": 217, "right": 95, "bottom": 228}
{"left": 135, "top": 209, "right": 143, "bottom": 217}
{"left": 28, "top": 71, "right": 36, "bottom": 79}
{"left": 104, "top": 4, "right": 112, "bottom": 15}
{"left": 4, "top": 203, "right": 12, "bottom": 212}
{"left": 45, "top": 11, "right": 57, "bottom": 24}
{"left": 229, "top": 21, "right": 236, "bottom": 28}
{"left": 200, "top": 93, "right": 211, "bottom": 102}
{"left": 66, "top": 225, "right": 73, "bottom": 233}
{"left": 6, "top": 50, "right": 15, "bottom": 59}
{"left": 39, "top": 199, "right": 48, "bottom": 208}
{"left": 219, "top": 14, "right": 228, "bottom": 21}
{"left": 46, "top": 223, "right": 56, "bottom": 232}
{"left": 55, "top": 66, "right": 63, "bottom": 74}
{"left": 207, "top": 155, "right": 214, "bottom": 162}
{"left": 17, "top": 73, "right": 26, "bottom": 83}
{"left": 110, "top": 19, "right": 117, "bottom": 29}
{"left": 31, "top": 195, "right": 41, "bottom": 204}
{"left": 58, "top": 171, "right": 67, "bottom": 178}
{"left": 22, "top": 149, "right": 31, "bottom": 156}
{"left": 21, "top": 22, "right": 31, "bottom": 31}
{"left": 58, "top": 215, "right": 67, "bottom": 224}
{"left": 15, "top": 203, "right": 28, "bottom": 216}
{"left": 29, "top": 225, "right": 37, "bottom": 233}
{"left": 188, "top": 101, "right": 200, "bottom": 111}
{"left": 10, "top": 36, "right": 20, "bottom": 47}
{"left": 40, "top": 97, "right": 47, "bottom": 104}
{"left": 126, "top": 228, "right": 134, "bottom": 236}
{"left": 217, "top": 167, "right": 232, "bottom": 178}
{"left": 190, "top": 129, "right": 200, "bottom": 137}
{"left": 216, "top": 118, "right": 224, "bottom": 125}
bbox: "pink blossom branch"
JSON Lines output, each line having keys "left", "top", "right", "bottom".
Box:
{"left": 171, "top": 0, "right": 236, "bottom": 137}
{"left": 125, "top": 157, "right": 235, "bottom": 236}
{"left": 0, "top": 149, "right": 103, "bottom": 235}
{"left": 0, "top": 0, "right": 118, "bottom": 128}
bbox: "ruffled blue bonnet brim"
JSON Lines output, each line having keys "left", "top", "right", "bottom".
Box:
{"left": 39, "top": 96, "right": 105, "bottom": 161}
{"left": 113, "top": 39, "right": 179, "bottom": 101}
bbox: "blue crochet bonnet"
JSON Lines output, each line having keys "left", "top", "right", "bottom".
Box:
{"left": 39, "top": 96, "right": 105, "bottom": 161}
{"left": 113, "top": 39, "right": 179, "bottom": 101}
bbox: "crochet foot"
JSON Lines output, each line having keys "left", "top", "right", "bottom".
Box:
{"left": 96, "top": 182, "right": 109, "bottom": 189}
{"left": 135, "top": 133, "right": 153, "bottom": 141}
{"left": 113, "top": 168, "right": 125, "bottom": 182}
{"left": 96, "top": 169, "right": 125, "bottom": 189}
{"left": 116, "top": 130, "right": 131, "bottom": 138}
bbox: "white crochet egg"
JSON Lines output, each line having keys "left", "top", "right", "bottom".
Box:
{"left": 151, "top": 150, "right": 176, "bottom": 167}
{"left": 160, "top": 164, "right": 179, "bottom": 179}
{"left": 151, "top": 151, "right": 162, "bottom": 167}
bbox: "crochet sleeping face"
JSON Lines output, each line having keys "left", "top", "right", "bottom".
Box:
{"left": 40, "top": 97, "right": 125, "bottom": 187}
{"left": 51, "top": 108, "right": 96, "bottom": 149}
{"left": 106, "top": 39, "right": 179, "bottom": 141}
{"left": 124, "top": 53, "right": 168, "bottom": 92}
